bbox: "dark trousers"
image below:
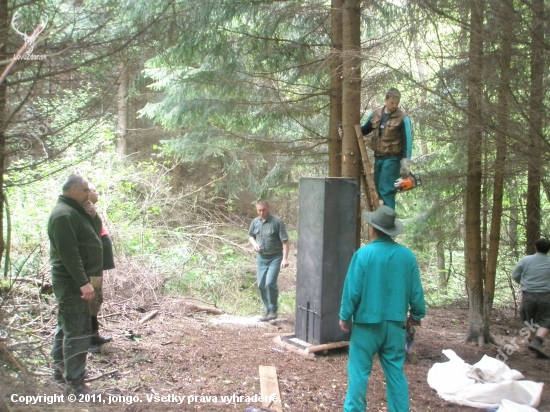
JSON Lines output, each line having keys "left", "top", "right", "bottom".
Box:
{"left": 50, "top": 276, "right": 91, "bottom": 381}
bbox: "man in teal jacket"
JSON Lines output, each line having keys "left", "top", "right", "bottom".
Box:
{"left": 48, "top": 174, "right": 103, "bottom": 395}
{"left": 339, "top": 205, "right": 425, "bottom": 412}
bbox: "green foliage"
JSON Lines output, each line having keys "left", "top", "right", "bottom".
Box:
{"left": 139, "top": 0, "right": 332, "bottom": 199}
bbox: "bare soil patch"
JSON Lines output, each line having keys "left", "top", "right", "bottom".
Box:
{"left": 2, "top": 299, "right": 549, "bottom": 412}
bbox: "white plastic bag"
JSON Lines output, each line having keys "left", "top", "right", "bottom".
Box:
{"left": 427, "top": 350, "right": 543, "bottom": 409}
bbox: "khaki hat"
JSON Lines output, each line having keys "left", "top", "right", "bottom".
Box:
{"left": 362, "top": 205, "right": 403, "bottom": 236}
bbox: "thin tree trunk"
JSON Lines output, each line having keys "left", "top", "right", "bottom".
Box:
{"left": 484, "top": 0, "right": 513, "bottom": 340}
{"left": 328, "top": 0, "right": 343, "bottom": 177}
{"left": 117, "top": 66, "right": 129, "bottom": 156}
{"left": 437, "top": 241, "right": 446, "bottom": 291}
{"left": 408, "top": 6, "right": 428, "bottom": 156}
{"left": 341, "top": 0, "right": 361, "bottom": 179}
{"left": 525, "top": 0, "right": 544, "bottom": 254}
{"left": 465, "top": 0, "right": 485, "bottom": 346}
{"left": 0, "top": 0, "right": 8, "bottom": 268}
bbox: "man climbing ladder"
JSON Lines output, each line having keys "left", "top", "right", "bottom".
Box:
{"left": 358, "top": 87, "right": 413, "bottom": 210}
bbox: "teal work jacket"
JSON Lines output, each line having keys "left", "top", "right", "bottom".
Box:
{"left": 340, "top": 237, "right": 426, "bottom": 324}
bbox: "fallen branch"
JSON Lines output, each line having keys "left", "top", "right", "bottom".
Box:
{"left": 98, "top": 312, "right": 122, "bottom": 319}
{"left": 0, "top": 342, "right": 29, "bottom": 377}
{"left": 183, "top": 303, "right": 223, "bottom": 315}
{"left": 263, "top": 332, "right": 294, "bottom": 338}
{"left": 84, "top": 369, "right": 119, "bottom": 383}
{"left": 138, "top": 310, "right": 159, "bottom": 324}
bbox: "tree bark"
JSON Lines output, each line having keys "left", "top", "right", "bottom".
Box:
{"left": 117, "top": 66, "right": 129, "bottom": 156}
{"left": 341, "top": 0, "right": 361, "bottom": 178}
{"left": 525, "top": 0, "right": 544, "bottom": 254}
{"left": 0, "top": 0, "right": 7, "bottom": 268}
{"left": 328, "top": 0, "right": 343, "bottom": 177}
{"left": 484, "top": 0, "right": 513, "bottom": 339}
{"left": 437, "top": 241, "right": 447, "bottom": 291}
{"left": 465, "top": 0, "right": 485, "bottom": 346}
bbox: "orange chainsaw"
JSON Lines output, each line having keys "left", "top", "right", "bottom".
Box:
{"left": 393, "top": 174, "right": 422, "bottom": 193}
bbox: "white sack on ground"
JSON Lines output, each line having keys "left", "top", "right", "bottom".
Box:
{"left": 497, "top": 399, "right": 540, "bottom": 412}
{"left": 427, "top": 349, "right": 543, "bottom": 409}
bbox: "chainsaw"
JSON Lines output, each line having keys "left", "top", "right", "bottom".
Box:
{"left": 393, "top": 174, "right": 422, "bottom": 193}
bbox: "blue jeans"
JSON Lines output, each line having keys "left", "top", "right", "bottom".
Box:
{"left": 256, "top": 253, "right": 282, "bottom": 313}
{"left": 344, "top": 321, "right": 409, "bottom": 412}
{"left": 374, "top": 156, "right": 400, "bottom": 210}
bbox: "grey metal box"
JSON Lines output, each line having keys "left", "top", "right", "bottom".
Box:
{"left": 295, "top": 177, "right": 358, "bottom": 344}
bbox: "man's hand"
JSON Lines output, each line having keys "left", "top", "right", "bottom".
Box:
{"left": 339, "top": 319, "right": 351, "bottom": 333}
{"left": 280, "top": 258, "right": 289, "bottom": 269}
{"left": 400, "top": 158, "right": 412, "bottom": 178}
{"left": 80, "top": 283, "right": 95, "bottom": 302}
{"left": 83, "top": 200, "right": 97, "bottom": 218}
{"left": 407, "top": 316, "right": 421, "bottom": 327}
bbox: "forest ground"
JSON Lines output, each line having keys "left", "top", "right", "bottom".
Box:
{"left": 1, "top": 295, "right": 549, "bottom": 412}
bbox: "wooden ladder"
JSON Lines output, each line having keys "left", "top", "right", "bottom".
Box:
{"left": 355, "top": 125, "right": 379, "bottom": 211}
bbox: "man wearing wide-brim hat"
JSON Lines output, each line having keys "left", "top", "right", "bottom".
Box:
{"left": 339, "top": 205, "right": 426, "bottom": 412}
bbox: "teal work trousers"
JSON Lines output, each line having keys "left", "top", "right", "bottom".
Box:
{"left": 374, "top": 156, "right": 400, "bottom": 210}
{"left": 344, "top": 321, "right": 409, "bottom": 412}
{"left": 256, "top": 252, "right": 282, "bottom": 313}
{"left": 50, "top": 276, "right": 92, "bottom": 381}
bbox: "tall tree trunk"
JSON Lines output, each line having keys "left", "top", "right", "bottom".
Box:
{"left": 117, "top": 66, "right": 129, "bottom": 156}
{"left": 437, "top": 241, "right": 447, "bottom": 290}
{"left": 525, "top": 0, "right": 544, "bottom": 254}
{"left": 465, "top": 0, "right": 485, "bottom": 346}
{"left": 0, "top": 0, "right": 8, "bottom": 268}
{"left": 484, "top": 0, "right": 513, "bottom": 340}
{"left": 341, "top": 0, "right": 361, "bottom": 178}
{"left": 328, "top": 0, "right": 343, "bottom": 177}
{"left": 408, "top": 5, "right": 429, "bottom": 157}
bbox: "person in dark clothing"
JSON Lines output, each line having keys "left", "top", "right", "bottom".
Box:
{"left": 84, "top": 184, "right": 115, "bottom": 353}
{"left": 49, "top": 174, "right": 102, "bottom": 395}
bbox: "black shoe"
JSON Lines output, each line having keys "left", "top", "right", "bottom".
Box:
{"left": 67, "top": 379, "right": 102, "bottom": 397}
{"left": 259, "top": 312, "right": 277, "bottom": 322}
{"left": 91, "top": 335, "right": 112, "bottom": 345}
{"left": 528, "top": 339, "right": 550, "bottom": 359}
{"left": 52, "top": 367, "right": 64, "bottom": 382}
{"left": 88, "top": 345, "right": 101, "bottom": 354}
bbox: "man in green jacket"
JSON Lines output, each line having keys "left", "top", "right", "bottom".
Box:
{"left": 49, "top": 174, "right": 103, "bottom": 395}
{"left": 339, "top": 205, "right": 425, "bottom": 412}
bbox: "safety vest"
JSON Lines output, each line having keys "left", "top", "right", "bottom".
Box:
{"left": 369, "top": 106, "right": 406, "bottom": 157}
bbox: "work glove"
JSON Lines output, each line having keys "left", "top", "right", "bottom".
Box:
{"left": 407, "top": 316, "right": 421, "bottom": 327}
{"left": 400, "top": 158, "right": 411, "bottom": 178}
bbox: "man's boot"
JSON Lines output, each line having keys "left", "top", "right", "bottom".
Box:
{"left": 90, "top": 315, "right": 112, "bottom": 348}
{"left": 52, "top": 364, "right": 64, "bottom": 382}
{"left": 67, "top": 378, "right": 102, "bottom": 397}
{"left": 259, "top": 312, "right": 277, "bottom": 322}
{"left": 528, "top": 337, "right": 550, "bottom": 359}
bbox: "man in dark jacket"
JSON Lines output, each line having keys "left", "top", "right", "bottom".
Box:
{"left": 49, "top": 174, "right": 102, "bottom": 395}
